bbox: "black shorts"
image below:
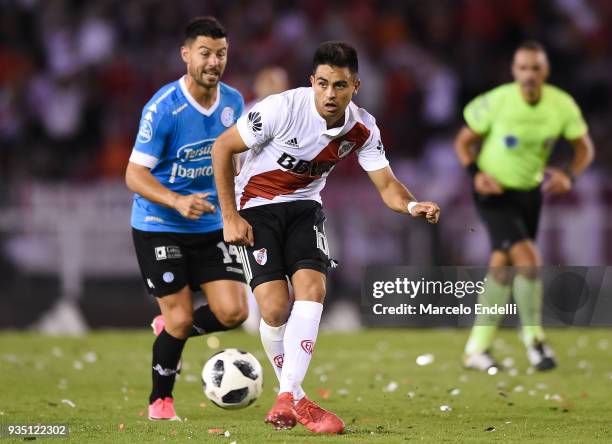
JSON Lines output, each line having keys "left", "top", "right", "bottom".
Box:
{"left": 237, "top": 200, "right": 334, "bottom": 290}
{"left": 132, "top": 228, "right": 245, "bottom": 298}
{"left": 473, "top": 187, "right": 542, "bottom": 251}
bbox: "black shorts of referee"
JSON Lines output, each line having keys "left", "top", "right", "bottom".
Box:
{"left": 473, "top": 187, "right": 542, "bottom": 251}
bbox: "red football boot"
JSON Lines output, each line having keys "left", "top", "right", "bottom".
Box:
{"left": 295, "top": 396, "right": 345, "bottom": 434}
{"left": 264, "top": 392, "right": 297, "bottom": 430}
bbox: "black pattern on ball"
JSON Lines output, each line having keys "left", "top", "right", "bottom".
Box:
{"left": 222, "top": 387, "right": 249, "bottom": 404}
{"left": 211, "top": 359, "right": 224, "bottom": 388}
{"left": 233, "top": 360, "right": 258, "bottom": 380}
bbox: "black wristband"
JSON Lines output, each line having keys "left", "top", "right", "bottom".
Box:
{"left": 466, "top": 162, "right": 479, "bottom": 178}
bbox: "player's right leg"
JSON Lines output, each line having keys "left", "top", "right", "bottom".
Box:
{"left": 149, "top": 287, "right": 194, "bottom": 420}
{"left": 252, "top": 279, "right": 298, "bottom": 429}
{"left": 131, "top": 229, "right": 193, "bottom": 420}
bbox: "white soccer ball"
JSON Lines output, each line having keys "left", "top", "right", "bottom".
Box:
{"left": 201, "top": 348, "right": 263, "bottom": 409}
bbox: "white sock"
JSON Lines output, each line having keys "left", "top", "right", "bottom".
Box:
{"left": 259, "top": 319, "right": 305, "bottom": 400}
{"left": 278, "top": 301, "right": 323, "bottom": 398}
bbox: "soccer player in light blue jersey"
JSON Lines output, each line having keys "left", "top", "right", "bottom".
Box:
{"left": 125, "top": 17, "right": 248, "bottom": 420}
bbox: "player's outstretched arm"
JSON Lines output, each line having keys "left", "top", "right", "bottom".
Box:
{"left": 125, "top": 162, "right": 215, "bottom": 220}
{"left": 543, "top": 133, "right": 595, "bottom": 194}
{"left": 367, "top": 166, "right": 440, "bottom": 224}
{"left": 211, "top": 126, "right": 254, "bottom": 246}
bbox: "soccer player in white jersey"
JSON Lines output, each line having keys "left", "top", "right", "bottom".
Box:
{"left": 212, "top": 42, "right": 440, "bottom": 433}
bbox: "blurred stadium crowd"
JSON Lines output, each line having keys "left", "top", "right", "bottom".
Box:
{"left": 1, "top": 0, "right": 611, "bottom": 329}
{"left": 1, "top": 0, "right": 611, "bottom": 181}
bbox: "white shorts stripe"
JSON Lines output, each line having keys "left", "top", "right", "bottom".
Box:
{"left": 242, "top": 246, "right": 253, "bottom": 282}
{"left": 238, "top": 246, "right": 252, "bottom": 283}
{"left": 244, "top": 247, "right": 253, "bottom": 282}
{"left": 237, "top": 247, "right": 247, "bottom": 281}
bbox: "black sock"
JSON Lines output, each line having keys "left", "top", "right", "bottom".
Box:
{"left": 149, "top": 330, "right": 186, "bottom": 404}
{"left": 190, "top": 304, "right": 231, "bottom": 337}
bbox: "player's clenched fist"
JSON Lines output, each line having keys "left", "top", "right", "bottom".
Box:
{"left": 223, "top": 213, "right": 254, "bottom": 246}
{"left": 409, "top": 201, "right": 440, "bottom": 224}
{"left": 173, "top": 192, "right": 216, "bottom": 220}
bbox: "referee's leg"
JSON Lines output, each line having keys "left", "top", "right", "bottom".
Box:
{"left": 508, "top": 239, "right": 541, "bottom": 274}
{"left": 508, "top": 239, "right": 546, "bottom": 344}
{"left": 464, "top": 250, "right": 512, "bottom": 368}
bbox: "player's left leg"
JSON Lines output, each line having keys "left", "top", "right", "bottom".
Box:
{"left": 152, "top": 280, "right": 248, "bottom": 337}
{"left": 242, "top": 287, "right": 262, "bottom": 334}
{"left": 199, "top": 279, "right": 248, "bottom": 332}
{"left": 183, "top": 230, "right": 248, "bottom": 336}
{"left": 283, "top": 269, "right": 344, "bottom": 434}
{"left": 509, "top": 239, "right": 556, "bottom": 370}
{"left": 150, "top": 286, "right": 194, "bottom": 421}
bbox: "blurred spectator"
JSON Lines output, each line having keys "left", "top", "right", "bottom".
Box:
{"left": 245, "top": 66, "right": 290, "bottom": 111}
{"left": 0, "top": 0, "right": 610, "bottom": 177}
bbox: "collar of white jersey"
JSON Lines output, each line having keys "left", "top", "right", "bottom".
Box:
{"left": 179, "top": 76, "right": 220, "bottom": 117}
{"left": 309, "top": 88, "right": 355, "bottom": 137}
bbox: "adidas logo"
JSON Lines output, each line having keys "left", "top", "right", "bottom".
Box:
{"left": 285, "top": 137, "right": 299, "bottom": 148}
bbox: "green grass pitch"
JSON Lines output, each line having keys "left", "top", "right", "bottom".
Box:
{"left": 1, "top": 328, "right": 611, "bottom": 443}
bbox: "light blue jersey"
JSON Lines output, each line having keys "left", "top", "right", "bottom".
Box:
{"left": 130, "top": 76, "right": 244, "bottom": 233}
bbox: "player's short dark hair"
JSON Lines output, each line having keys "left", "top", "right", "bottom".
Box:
{"left": 184, "top": 16, "right": 227, "bottom": 43}
{"left": 516, "top": 40, "right": 547, "bottom": 54}
{"left": 313, "top": 41, "right": 359, "bottom": 74}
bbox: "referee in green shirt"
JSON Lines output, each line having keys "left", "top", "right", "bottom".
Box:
{"left": 455, "top": 41, "right": 595, "bottom": 372}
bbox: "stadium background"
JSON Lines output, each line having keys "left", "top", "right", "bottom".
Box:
{"left": 1, "top": 0, "right": 611, "bottom": 330}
